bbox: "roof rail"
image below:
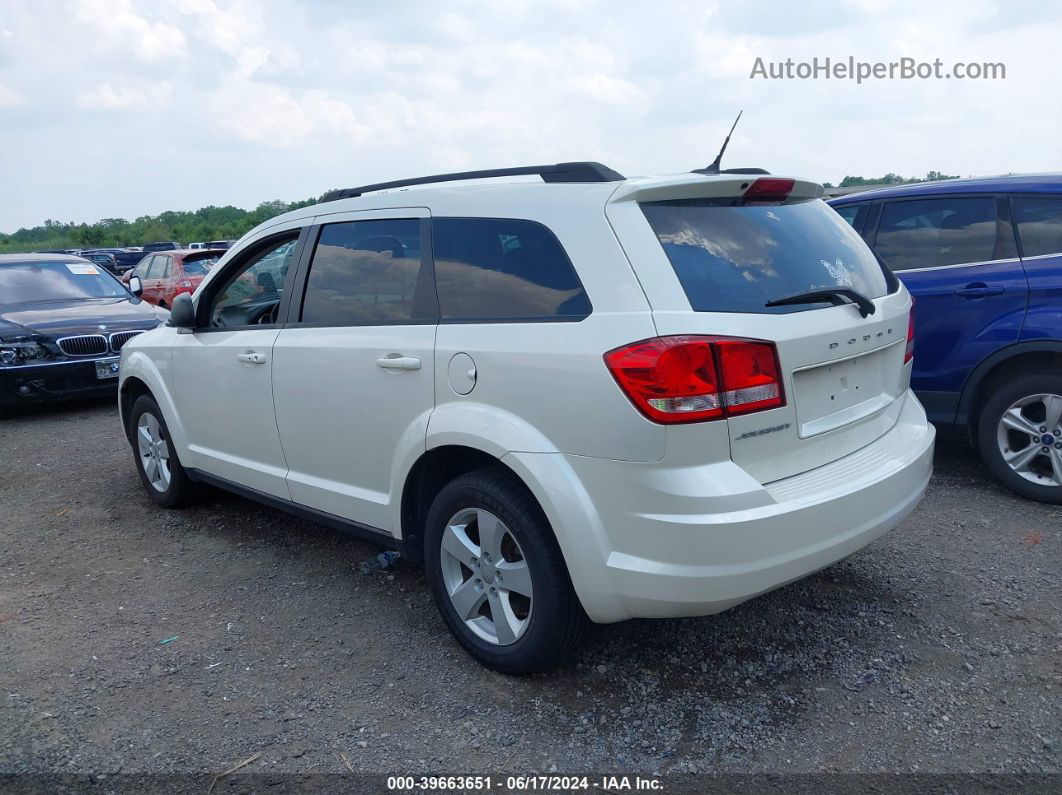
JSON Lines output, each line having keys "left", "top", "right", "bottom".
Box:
{"left": 320, "top": 161, "right": 625, "bottom": 202}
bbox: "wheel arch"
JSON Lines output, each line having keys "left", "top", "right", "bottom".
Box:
{"left": 399, "top": 444, "right": 527, "bottom": 564}
{"left": 958, "top": 341, "right": 1062, "bottom": 429}
{"left": 397, "top": 441, "right": 619, "bottom": 621}
{"left": 119, "top": 376, "right": 152, "bottom": 441}
{"left": 118, "top": 350, "right": 189, "bottom": 453}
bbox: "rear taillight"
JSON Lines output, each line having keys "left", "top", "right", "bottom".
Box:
{"left": 604, "top": 336, "right": 785, "bottom": 424}
{"left": 905, "top": 304, "right": 915, "bottom": 363}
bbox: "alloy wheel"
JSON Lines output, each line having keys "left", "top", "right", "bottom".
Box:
{"left": 439, "top": 508, "right": 534, "bottom": 646}
{"left": 137, "top": 412, "right": 172, "bottom": 492}
{"left": 996, "top": 392, "right": 1062, "bottom": 486}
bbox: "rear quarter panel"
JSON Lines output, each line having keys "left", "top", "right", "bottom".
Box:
{"left": 427, "top": 196, "right": 664, "bottom": 463}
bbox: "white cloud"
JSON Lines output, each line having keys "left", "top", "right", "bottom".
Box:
{"left": 0, "top": 80, "right": 26, "bottom": 107}
{"left": 214, "top": 83, "right": 370, "bottom": 147}
{"left": 74, "top": 81, "right": 173, "bottom": 109}
{"left": 71, "top": 0, "right": 187, "bottom": 62}
{"left": 566, "top": 73, "right": 644, "bottom": 105}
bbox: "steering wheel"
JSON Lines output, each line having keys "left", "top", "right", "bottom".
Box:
{"left": 257, "top": 303, "right": 279, "bottom": 325}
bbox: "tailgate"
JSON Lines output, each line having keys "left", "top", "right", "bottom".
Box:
{"left": 656, "top": 298, "right": 912, "bottom": 483}
{"left": 606, "top": 176, "right": 914, "bottom": 483}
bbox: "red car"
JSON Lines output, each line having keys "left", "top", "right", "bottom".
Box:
{"left": 122, "top": 249, "right": 224, "bottom": 308}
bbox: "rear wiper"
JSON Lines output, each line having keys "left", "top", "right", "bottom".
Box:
{"left": 765, "top": 288, "right": 876, "bottom": 318}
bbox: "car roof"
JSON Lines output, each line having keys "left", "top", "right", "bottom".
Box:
{"left": 0, "top": 252, "right": 91, "bottom": 265}
{"left": 169, "top": 248, "right": 226, "bottom": 259}
{"left": 828, "top": 172, "right": 1062, "bottom": 204}
{"left": 243, "top": 171, "right": 822, "bottom": 241}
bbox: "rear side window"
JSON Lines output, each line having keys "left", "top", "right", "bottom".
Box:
{"left": 432, "top": 218, "right": 590, "bottom": 321}
{"left": 833, "top": 202, "right": 867, "bottom": 232}
{"left": 300, "top": 219, "right": 427, "bottom": 325}
{"left": 875, "top": 196, "right": 1013, "bottom": 270}
{"left": 641, "top": 199, "right": 888, "bottom": 314}
{"left": 1012, "top": 195, "right": 1062, "bottom": 258}
{"left": 144, "top": 256, "right": 165, "bottom": 278}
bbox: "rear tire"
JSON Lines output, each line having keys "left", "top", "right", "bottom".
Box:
{"left": 128, "top": 394, "right": 201, "bottom": 508}
{"left": 976, "top": 372, "right": 1062, "bottom": 504}
{"left": 423, "top": 470, "right": 587, "bottom": 673}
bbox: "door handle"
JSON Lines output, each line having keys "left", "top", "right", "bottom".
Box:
{"left": 954, "top": 283, "right": 1004, "bottom": 299}
{"left": 236, "top": 352, "right": 267, "bottom": 364}
{"left": 376, "top": 355, "right": 421, "bottom": 371}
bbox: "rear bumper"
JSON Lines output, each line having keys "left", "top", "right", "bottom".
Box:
{"left": 0, "top": 359, "right": 119, "bottom": 406}
{"left": 519, "top": 393, "right": 935, "bottom": 623}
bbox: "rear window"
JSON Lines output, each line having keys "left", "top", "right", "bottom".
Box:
{"left": 641, "top": 198, "right": 889, "bottom": 314}
{"left": 182, "top": 255, "right": 219, "bottom": 275}
{"left": 432, "top": 218, "right": 590, "bottom": 321}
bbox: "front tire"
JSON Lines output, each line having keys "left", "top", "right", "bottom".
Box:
{"left": 977, "top": 372, "right": 1062, "bottom": 504}
{"left": 128, "top": 394, "right": 200, "bottom": 508}
{"left": 423, "top": 470, "right": 587, "bottom": 673}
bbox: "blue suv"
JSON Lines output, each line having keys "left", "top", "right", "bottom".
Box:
{"left": 830, "top": 174, "right": 1062, "bottom": 503}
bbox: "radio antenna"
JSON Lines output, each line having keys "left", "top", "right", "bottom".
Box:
{"left": 696, "top": 111, "right": 743, "bottom": 175}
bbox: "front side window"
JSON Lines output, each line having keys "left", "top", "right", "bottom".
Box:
{"left": 1012, "top": 195, "right": 1062, "bottom": 258}
{"left": 642, "top": 198, "right": 888, "bottom": 314}
{"left": 432, "top": 217, "right": 590, "bottom": 321}
{"left": 875, "top": 196, "right": 1013, "bottom": 270}
{"left": 300, "top": 219, "right": 425, "bottom": 325}
{"left": 209, "top": 237, "right": 297, "bottom": 327}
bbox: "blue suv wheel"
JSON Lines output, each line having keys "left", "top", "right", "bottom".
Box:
{"left": 976, "top": 373, "right": 1062, "bottom": 503}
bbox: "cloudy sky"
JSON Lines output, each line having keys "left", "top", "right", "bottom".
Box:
{"left": 0, "top": 0, "right": 1059, "bottom": 232}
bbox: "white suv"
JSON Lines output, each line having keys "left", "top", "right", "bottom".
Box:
{"left": 119, "top": 162, "right": 935, "bottom": 672}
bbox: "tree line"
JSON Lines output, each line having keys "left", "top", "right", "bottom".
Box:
{"left": 822, "top": 170, "right": 960, "bottom": 188}
{"left": 0, "top": 199, "right": 320, "bottom": 254}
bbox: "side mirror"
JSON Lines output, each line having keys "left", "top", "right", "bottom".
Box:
{"left": 168, "top": 292, "right": 196, "bottom": 329}
{"left": 128, "top": 275, "right": 144, "bottom": 296}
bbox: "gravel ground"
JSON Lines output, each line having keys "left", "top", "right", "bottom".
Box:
{"left": 0, "top": 399, "right": 1059, "bottom": 784}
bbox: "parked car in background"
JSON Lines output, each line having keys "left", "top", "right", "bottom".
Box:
{"left": 80, "top": 251, "right": 120, "bottom": 274}
{"left": 121, "top": 248, "right": 224, "bottom": 308}
{"left": 119, "top": 162, "right": 934, "bottom": 671}
{"left": 113, "top": 248, "right": 147, "bottom": 274}
{"left": 189, "top": 240, "right": 236, "bottom": 251}
{"left": 830, "top": 173, "right": 1062, "bottom": 503}
{"left": 142, "top": 241, "right": 182, "bottom": 253}
{"left": 0, "top": 254, "right": 166, "bottom": 411}
{"left": 81, "top": 248, "right": 128, "bottom": 256}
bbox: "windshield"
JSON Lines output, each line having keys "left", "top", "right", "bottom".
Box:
{"left": 641, "top": 198, "right": 890, "bottom": 314}
{"left": 183, "top": 255, "right": 219, "bottom": 275}
{"left": 0, "top": 261, "right": 129, "bottom": 305}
